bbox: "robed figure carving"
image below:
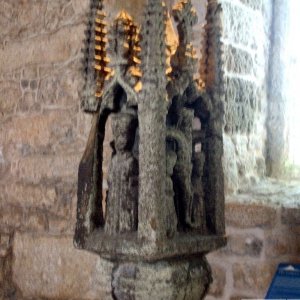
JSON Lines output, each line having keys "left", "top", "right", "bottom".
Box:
{"left": 104, "top": 113, "right": 138, "bottom": 235}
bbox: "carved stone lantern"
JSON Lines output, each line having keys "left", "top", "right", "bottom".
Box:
{"left": 75, "top": 0, "right": 226, "bottom": 298}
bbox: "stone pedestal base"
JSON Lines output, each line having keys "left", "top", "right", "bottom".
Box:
{"left": 111, "top": 256, "right": 212, "bottom": 300}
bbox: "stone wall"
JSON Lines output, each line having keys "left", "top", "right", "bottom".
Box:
{"left": 0, "top": 0, "right": 91, "bottom": 298}
{"left": 207, "top": 180, "right": 300, "bottom": 300}
{"left": 219, "top": 0, "right": 273, "bottom": 194}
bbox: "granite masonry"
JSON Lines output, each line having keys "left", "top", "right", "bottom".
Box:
{"left": 0, "top": 0, "right": 299, "bottom": 299}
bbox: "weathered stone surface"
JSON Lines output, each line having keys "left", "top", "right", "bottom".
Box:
{"left": 208, "top": 264, "right": 226, "bottom": 297}
{"left": 223, "top": 135, "right": 238, "bottom": 194}
{"left": 225, "top": 203, "right": 277, "bottom": 228}
{"left": 0, "top": 80, "right": 21, "bottom": 116}
{"left": 23, "top": 212, "right": 48, "bottom": 232}
{"left": 0, "top": 234, "right": 10, "bottom": 258}
{"left": 0, "top": 257, "right": 3, "bottom": 284}
{"left": 112, "top": 257, "right": 211, "bottom": 300}
{"left": 0, "top": 182, "right": 56, "bottom": 209}
{"left": 0, "top": 110, "right": 77, "bottom": 155}
{"left": 222, "top": 2, "right": 262, "bottom": 49}
{"left": 38, "top": 67, "right": 84, "bottom": 108}
{"left": 0, "top": 24, "right": 85, "bottom": 73}
{"left": 224, "top": 76, "right": 259, "bottom": 134}
{"left": 224, "top": 45, "right": 256, "bottom": 76}
{"left": 219, "top": 0, "right": 271, "bottom": 191}
{"left": 48, "top": 217, "right": 71, "bottom": 235}
{"left": 224, "top": 233, "right": 263, "bottom": 257}
{"left": 230, "top": 295, "right": 256, "bottom": 300}
{"left": 239, "top": 0, "right": 262, "bottom": 10}
{"left": 0, "top": 205, "right": 23, "bottom": 232}
{"left": 17, "top": 91, "right": 40, "bottom": 113}
{"left": 233, "top": 262, "right": 275, "bottom": 293}
{"left": 265, "top": 229, "right": 300, "bottom": 257}
{"left": 11, "top": 153, "right": 80, "bottom": 183}
{"left": 0, "top": 146, "right": 10, "bottom": 181}
{"left": 12, "top": 233, "right": 114, "bottom": 300}
{"left": 281, "top": 206, "right": 300, "bottom": 226}
{"left": 0, "top": 0, "right": 87, "bottom": 44}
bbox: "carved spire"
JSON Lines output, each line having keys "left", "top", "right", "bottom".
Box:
{"left": 140, "top": 0, "right": 167, "bottom": 91}
{"left": 81, "top": 0, "right": 111, "bottom": 111}
{"left": 171, "top": 0, "right": 198, "bottom": 76}
{"left": 165, "top": 11, "right": 178, "bottom": 79}
{"left": 94, "top": 5, "right": 111, "bottom": 99}
{"left": 81, "top": 0, "right": 102, "bottom": 112}
{"left": 127, "top": 23, "right": 142, "bottom": 92}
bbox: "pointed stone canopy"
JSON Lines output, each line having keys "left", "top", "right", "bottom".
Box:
{"left": 173, "top": 0, "right": 198, "bottom": 45}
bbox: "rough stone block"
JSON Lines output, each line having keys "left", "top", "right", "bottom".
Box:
{"left": 224, "top": 76, "right": 259, "bottom": 133}
{"left": 0, "top": 182, "right": 56, "bottom": 210}
{"left": 17, "top": 91, "right": 40, "bottom": 113}
{"left": 0, "top": 110, "right": 77, "bottom": 156}
{"left": 38, "top": 68, "right": 84, "bottom": 108}
{"left": 0, "top": 234, "right": 10, "bottom": 257}
{"left": 0, "top": 257, "right": 3, "bottom": 284}
{"left": 224, "top": 45, "right": 256, "bottom": 76}
{"left": 0, "top": 24, "right": 84, "bottom": 73}
{"left": 208, "top": 264, "right": 226, "bottom": 297}
{"left": 22, "top": 211, "right": 48, "bottom": 232}
{"left": 0, "top": 1, "right": 45, "bottom": 43}
{"left": 0, "top": 205, "right": 23, "bottom": 232}
{"left": 224, "top": 233, "right": 263, "bottom": 257}
{"left": 239, "top": 0, "right": 262, "bottom": 10}
{"left": 265, "top": 228, "right": 300, "bottom": 258}
{"left": 223, "top": 134, "right": 238, "bottom": 194}
{"left": 225, "top": 203, "right": 277, "bottom": 228}
{"left": 0, "top": 146, "right": 10, "bottom": 181}
{"left": 222, "top": 2, "right": 261, "bottom": 49}
{"left": 0, "top": 80, "right": 21, "bottom": 116}
{"left": 11, "top": 153, "right": 80, "bottom": 183}
{"left": 281, "top": 207, "right": 300, "bottom": 226}
{"left": 48, "top": 216, "right": 72, "bottom": 235}
{"left": 233, "top": 262, "right": 275, "bottom": 293}
{"left": 12, "top": 233, "right": 114, "bottom": 300}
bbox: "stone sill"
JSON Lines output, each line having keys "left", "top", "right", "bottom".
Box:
{"left": 226, "top": 178, "right": 300, "bottom": 208}
{"left": 84, "top": 230, "right": 227, "bottom": 262}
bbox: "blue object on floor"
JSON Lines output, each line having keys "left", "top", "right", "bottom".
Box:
{"left": 266, "top": 263, "right": 300, "bottom": 299}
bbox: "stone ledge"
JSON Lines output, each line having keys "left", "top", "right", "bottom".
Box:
{"left": 84, "top": 230, "right": 227, "bottom": 262}
{"left": 226, "top": 179, "right": 300, "bottom": 229}
{"left": 227, "top": 179, "right": 300, "bottom": 208}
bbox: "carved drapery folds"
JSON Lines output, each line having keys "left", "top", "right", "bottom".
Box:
{"left": 75, "top": 0, "right": 226, "bottom": 261}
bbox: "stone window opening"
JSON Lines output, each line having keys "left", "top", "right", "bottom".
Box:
{"left": 267, "top": 0, "right": 300, "bottom": 179}
{"left": 285, "top": 0, "right": 300, "bottom": 175}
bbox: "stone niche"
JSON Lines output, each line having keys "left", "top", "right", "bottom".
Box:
{"left": 74, "top": 0, "right": 226, "bottom": 262}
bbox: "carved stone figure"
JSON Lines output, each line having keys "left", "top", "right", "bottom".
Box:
{"left": 104, "top": 112, "right": 138, "bottom": 235}
{"left": 165, "top": 149, "right": 178, "bottom": 237}
{"left": 191, "top": 150, "right": 207, "bottom": 232}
